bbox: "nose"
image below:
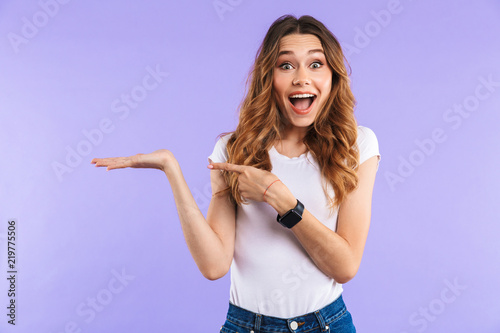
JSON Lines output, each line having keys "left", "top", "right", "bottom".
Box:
{"left": 293, "top": 66, "right": 310, "bottom": 86}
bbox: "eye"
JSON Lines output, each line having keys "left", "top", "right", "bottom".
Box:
{"left": 279, "top": 62, "right": 293, "bottom": 70}
{"left": 311, "top": 61, "right": 323, "bottom": 69}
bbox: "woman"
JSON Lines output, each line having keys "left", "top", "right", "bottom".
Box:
{"left": 92, "top": 14, "right": 380, "bottom": 333}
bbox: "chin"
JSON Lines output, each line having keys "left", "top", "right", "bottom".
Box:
{"left": 286, "top": 115, "right": 316, "bottom": 129}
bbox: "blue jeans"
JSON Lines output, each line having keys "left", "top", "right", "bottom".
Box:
{"left": 220, "top": 294, "right": 356, "bottom": 333}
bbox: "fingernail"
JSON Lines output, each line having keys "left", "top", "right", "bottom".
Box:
{"left": 207, "top": 165, "right": 213, "bottom": 169}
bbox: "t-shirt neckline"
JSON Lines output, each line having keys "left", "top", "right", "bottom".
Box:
{"left": 269, "top": 146, "right": 309, "bottom": 161}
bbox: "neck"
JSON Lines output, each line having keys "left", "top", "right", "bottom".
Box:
{"left": 281, "top": 124, "right": 307, "bottom": 143}
{"left": 275, "top": 126, "right": 308, "bottom": 158}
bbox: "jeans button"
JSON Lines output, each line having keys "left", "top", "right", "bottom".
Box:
{"left": 290, "top": 321, "right": 298, "bottom": 330}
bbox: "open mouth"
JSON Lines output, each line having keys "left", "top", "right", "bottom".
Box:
{"left": 289, "top": 93, "right": 317, "bottom": 114}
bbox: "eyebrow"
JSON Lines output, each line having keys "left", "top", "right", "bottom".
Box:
{"left": 278, "top": 49, "right": 324, "bottom": 56}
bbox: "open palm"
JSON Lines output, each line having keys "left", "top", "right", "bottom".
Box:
{"left": 91, "top": 149, "right": 173, "bottom": 172}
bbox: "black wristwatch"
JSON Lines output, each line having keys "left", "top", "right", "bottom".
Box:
{"left": 277, "top": 200, "right": 304, "bottom": 229}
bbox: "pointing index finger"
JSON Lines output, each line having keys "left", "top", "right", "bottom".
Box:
{"left": 208, "top": 162, "right": 245, "bottom": 173}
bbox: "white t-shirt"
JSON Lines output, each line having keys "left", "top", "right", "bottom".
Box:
{"left": 208, "top": 125, "right": 381, "bottom": 318}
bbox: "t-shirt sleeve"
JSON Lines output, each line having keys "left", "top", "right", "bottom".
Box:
{"left": 357, "top": 126, "right": 381, "bottom": 172}
{"left": 208, "top": 134, "right": 231, "bottom": 164}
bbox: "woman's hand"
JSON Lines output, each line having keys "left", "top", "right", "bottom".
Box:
{"left": 92, "top": 151, "right": 237, "bottom": 281}
{"left": 208, "top": 162, "right": 279, "bottom": 202}
{"left": 207, "top": 163, "right": 296, "bottom": 215}
{"left": 91, "top": 149, "right": 175, "bottom": 172}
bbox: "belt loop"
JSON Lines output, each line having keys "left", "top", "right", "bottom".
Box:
{"left": 314, "top": 310, "right": 327, "bottom": 331}
{"left": 254, "top": 313, "right": 262, "bottom": 332}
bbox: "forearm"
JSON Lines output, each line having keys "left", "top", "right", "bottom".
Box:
{"left": 163, "top": 160, "right": 228, "bottom": 279}
{"left": 265, "top": 182, "right": 357, "bottom": 283}
{"left": 290, "top": 211, "right": 357, "bottom": 284}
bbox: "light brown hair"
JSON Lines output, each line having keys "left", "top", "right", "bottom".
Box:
{"left": 221, "top": 14, "right": 360, "bottom": 210}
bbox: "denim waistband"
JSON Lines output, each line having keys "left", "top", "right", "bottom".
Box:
{"left": 226, "top": 294, "right": 347, "bottom": 333}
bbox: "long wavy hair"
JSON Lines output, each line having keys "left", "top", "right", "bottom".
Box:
{"left": 220, "top": 14, "right": 360, "bottom": 211}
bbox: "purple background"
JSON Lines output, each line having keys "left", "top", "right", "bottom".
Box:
{"left": 1, "top": 0, "right": 499, "bottom": 332}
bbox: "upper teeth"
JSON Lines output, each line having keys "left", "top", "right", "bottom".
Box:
{"left": 290, "top": 94, "right": 315, "bottom": 98}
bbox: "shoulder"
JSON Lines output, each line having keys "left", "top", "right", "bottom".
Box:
{"left": 356, "top": 125, "right": 378, "bottom": 143}
{"left": 356, "top": 125, "right": 381, "bottom": 166}
{"left": 208, "top": 133, "right": 233, "bottom": 164}
{"left": 214, "top": 133, "right": 233, "bottom": 152}
{"left": 218, "top": 133, "right": 233, "bottom": 145}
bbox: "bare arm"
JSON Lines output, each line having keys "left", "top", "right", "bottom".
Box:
{"left": 210, "top": 154, "right": 380, "bottom": 284}
{"left": 267, "top": 155, "right": 380, "bottom": 283}
{"left": 91, "top": 150, "right": 235, "bottom": 280}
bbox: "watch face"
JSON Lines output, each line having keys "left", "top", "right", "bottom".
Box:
{"left": 277, "top": 200, "right": 304, "bottom": 228}
{"left": 280, "top": 210, "right": 302, "bottom": 228}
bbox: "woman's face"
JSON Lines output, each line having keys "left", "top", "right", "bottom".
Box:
{"left": 273, "top": 33, "right": 333, "bottom": 135}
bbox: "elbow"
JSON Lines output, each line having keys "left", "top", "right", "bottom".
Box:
{"left": 202, "top": 271, "right": 225, "bottom": 281}
{"left": 201, "top": 264, "right": 230, "bottom": 281}
{"left": 335, "top": 274, "right": 355, "bottom": 285}
{"left": 332, "top": 265, "right": 359, "bottom": 284}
